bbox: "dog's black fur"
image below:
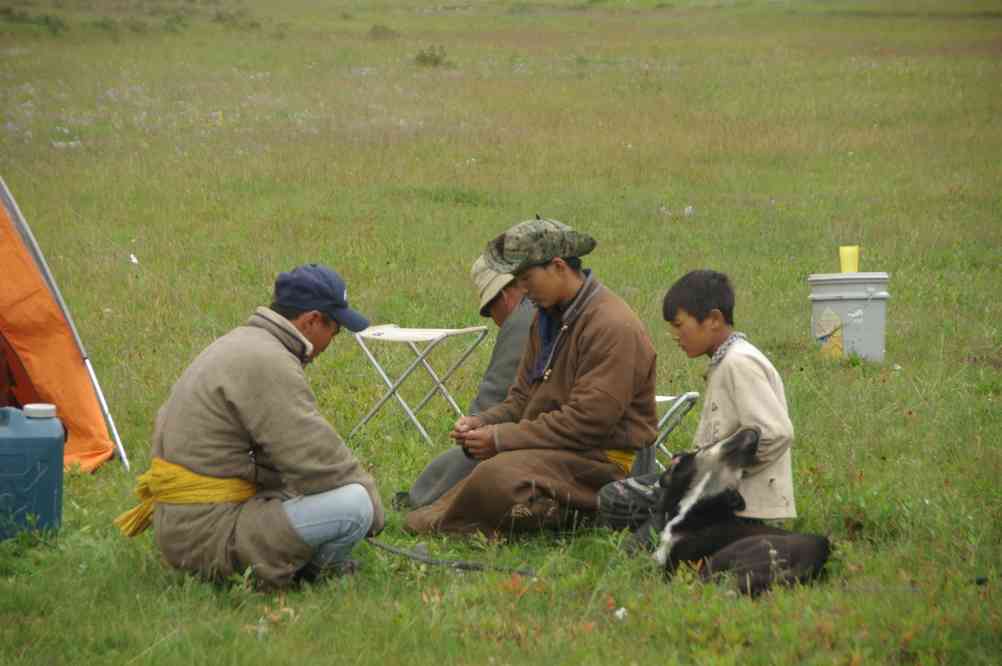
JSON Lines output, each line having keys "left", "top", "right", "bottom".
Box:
{"left": 642, "top": 428, "right": 831, "bottom": 596}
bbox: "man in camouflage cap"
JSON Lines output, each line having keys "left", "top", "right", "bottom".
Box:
{"left": 405, "top": 218, "right": 658, "bottom": 536}
{"left": 484, "top": 217, "right": 597, "bottom": 275}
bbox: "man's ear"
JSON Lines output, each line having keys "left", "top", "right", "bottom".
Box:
{"left": 306, "top": 310, "right": 326, "bottom": 329}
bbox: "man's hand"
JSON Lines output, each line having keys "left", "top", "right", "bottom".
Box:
{"left": 449, "top": 415, "right": 484, "bottom": 441}
{"left": 457, "top": 426, "right": 497, "bottom": 461}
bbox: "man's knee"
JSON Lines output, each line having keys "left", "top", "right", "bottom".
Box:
{"left": 340, "top": 483, "right": 374, "bottom": 537}
{"left": 463, "top": 456, "right": 517, "bottom": 497}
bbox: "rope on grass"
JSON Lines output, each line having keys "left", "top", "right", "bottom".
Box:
{"left": 366, "top": 538, "right": 537, "bottom": 578}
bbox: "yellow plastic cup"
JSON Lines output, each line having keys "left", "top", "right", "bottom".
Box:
{"left": 839, "top": 245, "right": 859, "bottom": 273}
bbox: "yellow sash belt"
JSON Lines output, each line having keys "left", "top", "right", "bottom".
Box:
{"left": 606, "top": 449, "right": 636, "bottom": 475}
{"left": 114, "top": 457, "right": 256, "bottom": 537}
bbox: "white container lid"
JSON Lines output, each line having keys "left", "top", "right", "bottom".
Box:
{"left": 807, "top": 272, "right": 889, "bottom": 286}
{"left": 24, "top": 403, "right": 57, "bottom": 419}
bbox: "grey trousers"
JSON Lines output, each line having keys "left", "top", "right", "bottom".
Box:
{"left": 407, "top": 447, "right": 479, "bottom": 509}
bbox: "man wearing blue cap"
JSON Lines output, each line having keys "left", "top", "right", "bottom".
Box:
{"left": 116, "top": 264, "right": 384, "bottom": 589}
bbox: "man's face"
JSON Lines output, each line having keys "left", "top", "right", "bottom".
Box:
{"left": 668, "top": 307, "right": 717, "bottom": 358}
{"left": 486, "top": 292, "right": 508, "bottom": 328}
{"left": 485, "top": 285, "right": 525, "bottom": 327}
{"left": 303, "top": 312, "right": 341, "bottom": 359}
{"left": 514, "top": 262, "right": 562, "bottom": 309}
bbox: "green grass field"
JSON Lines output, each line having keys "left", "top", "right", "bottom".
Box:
{"left": 2, "top": 0, "right": 1000, "bottom": 663}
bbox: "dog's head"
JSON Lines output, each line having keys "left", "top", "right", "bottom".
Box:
{"left": 657, "top": 427, "right": 760, "bottom": 519}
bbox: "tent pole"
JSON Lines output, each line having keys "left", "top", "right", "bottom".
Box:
{"left": 84, "top": 359, "right": 130, "bottom": 471}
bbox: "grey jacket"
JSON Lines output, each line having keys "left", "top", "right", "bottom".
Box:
{"left": 151, "top": 307, "right": 384, "bottom": 587}
{"left": 468, "top": 297, "right": 534, "bottom": 415}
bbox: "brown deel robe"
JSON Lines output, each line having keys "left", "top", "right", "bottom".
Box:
{"left": 151, "top": 307, "right": 384, "bottom": 588}
{"left": 405, "top": 274, "right": 657, "bottom": 535}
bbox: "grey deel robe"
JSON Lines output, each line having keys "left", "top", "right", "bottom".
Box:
{"left": 407, "top": 298, "right": 534, "bottom": 508}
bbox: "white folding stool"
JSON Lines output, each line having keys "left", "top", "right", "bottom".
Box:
{"left": 349, "top": 324, "right": 489, "bottom": 445}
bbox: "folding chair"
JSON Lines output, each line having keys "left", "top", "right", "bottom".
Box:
{"left": 349, "top": 324, "right": 489, "bottom": 445}
{"left": 630, "top": 391, "right": 700, "bottom": 476}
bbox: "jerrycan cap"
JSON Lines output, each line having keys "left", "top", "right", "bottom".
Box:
{"left": 24, "top": 403, "right": 57, "bottom": 419}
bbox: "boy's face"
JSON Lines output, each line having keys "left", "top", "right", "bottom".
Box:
{"left": 668, "top": 307, "right": 719, "bottom": 358}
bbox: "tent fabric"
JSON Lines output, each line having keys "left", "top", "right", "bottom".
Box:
{"left": 0, "top": 184, "right": 114, "bottom": 472}
{"left": 1, "top": 331, "right": 39, "bottom": 406}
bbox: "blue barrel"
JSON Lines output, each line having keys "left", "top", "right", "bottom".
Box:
{"left": 0, "top": 404, "right": 65, "bottom": 541}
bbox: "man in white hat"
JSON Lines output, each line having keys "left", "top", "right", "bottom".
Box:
{"left": 401, "top": 255, "right": 533, "bottom": 508}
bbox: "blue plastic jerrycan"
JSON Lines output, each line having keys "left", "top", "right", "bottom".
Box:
{"left": 0, "top": 404, "right": 65, "bottom": 541}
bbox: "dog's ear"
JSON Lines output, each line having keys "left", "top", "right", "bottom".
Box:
{"left": 719, "top": 427, "right": 760, "bottom": 468}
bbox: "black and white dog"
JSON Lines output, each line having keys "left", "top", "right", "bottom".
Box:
{"left": 644, "top": 428, "right": 831, "bottom": 596}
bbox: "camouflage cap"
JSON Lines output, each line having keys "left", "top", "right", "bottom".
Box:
{"left": 483, "top": 218, "right": 597, "bottom": 275}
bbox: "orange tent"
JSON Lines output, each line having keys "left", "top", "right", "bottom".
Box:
{"left": 1, "top": 176, "right": 127, "bottom": 472}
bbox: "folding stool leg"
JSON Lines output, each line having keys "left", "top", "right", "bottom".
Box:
{"left": 348, "top": 335, "right": 451, "bottom": 444}
{"left": 406, "top": 341, "right": 462, "bottom": 416}
{"left": 411, "top": 328, "right": 488, "bottom": 415}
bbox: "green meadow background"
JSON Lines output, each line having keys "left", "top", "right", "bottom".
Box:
{"left": 1, "top": 0, "right": 1000, "bottom": 663}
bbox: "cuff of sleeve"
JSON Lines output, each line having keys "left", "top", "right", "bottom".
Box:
{"left": 493, "top": 423, "right": 515, "bottom": 452}
{"left": 477, "top": 409, "right": 504, "bottom": 426}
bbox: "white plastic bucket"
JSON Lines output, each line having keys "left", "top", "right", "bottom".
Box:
{"left": 807, "top": 272, "right": 890, "bottom": 362}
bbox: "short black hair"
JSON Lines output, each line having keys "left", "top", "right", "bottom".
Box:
{"left": 563, "top": 256, "right": 583, "bottom": 272}
{"left": 513, "top": 256, "right": 583, "bottom": 277}
{"left": 270, "top": 303, "right": 333, "bottom": 326}
{"left": 662, "top": 270, "right": 735, "bottom": 325}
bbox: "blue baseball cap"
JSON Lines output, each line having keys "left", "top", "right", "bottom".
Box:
{"left": 273, "top": 264, "right": 370, "bottom": 332}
